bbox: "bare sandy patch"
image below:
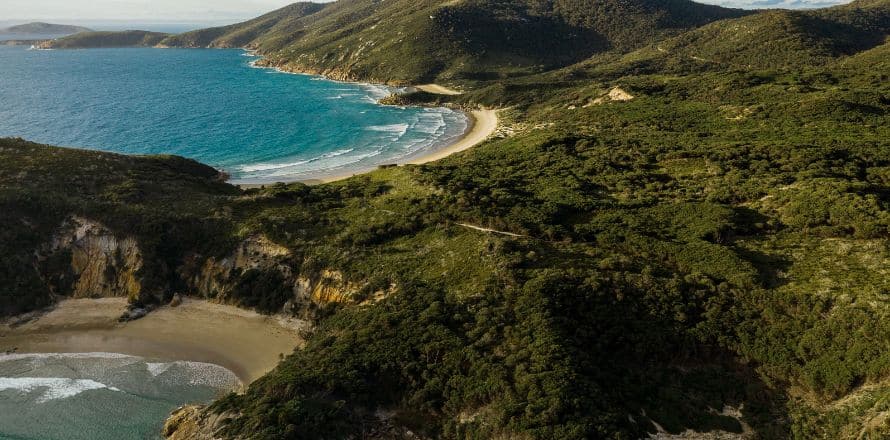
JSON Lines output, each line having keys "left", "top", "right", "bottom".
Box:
{"left": 0, "top": 298, "right": 304, "bottom": 384}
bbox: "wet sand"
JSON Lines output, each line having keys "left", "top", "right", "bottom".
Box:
{"left": 0, "top": 298, "right": 305, "bottom": 384}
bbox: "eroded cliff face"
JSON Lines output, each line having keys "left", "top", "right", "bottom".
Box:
{"left": 36, "top": 216, "right": 365, "bottom": 318}
{"left": 180, "top": 235, "right": 291, "bottom": 299}
{"left": 179, "top": 235, "right": 362, "bottom": 317}
{"left": 38, "top": 216, "right": 146, "bottom": 302}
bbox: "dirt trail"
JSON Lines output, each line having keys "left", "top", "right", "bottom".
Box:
{"left": 458, "top": 223, "right": 525, "bottom": 237}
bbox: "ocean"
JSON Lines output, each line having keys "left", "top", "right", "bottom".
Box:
{"left": 0, "top": 46, "right": 468, "bottom": 183}
{"left": 0, "top": 353, "right": 239, "bottom": 439}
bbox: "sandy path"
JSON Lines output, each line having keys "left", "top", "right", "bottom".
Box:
{"left": 457, "top": 223, "right": 526, "bottom": 238}
{"left": 0, "top": 298, "right": 304, "bottom": 384}
{"left": 416, "top": 84, "right": 463, "bottom": 95}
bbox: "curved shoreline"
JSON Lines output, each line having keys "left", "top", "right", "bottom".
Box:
{"left": 238, "top": 57, "right": 499, "bottom": 186}
{"left": 0, "top": 298, "right": 305, "bottom": 385}
{"left": 284, "top": 107, "right": 498, "bottom": 185}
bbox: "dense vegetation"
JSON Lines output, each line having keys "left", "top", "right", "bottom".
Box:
{"left": 7, "top": 0, "right": 890, "bottom": 438}
{"left": 0, "top": 140, "right": 237, "bottom": 315}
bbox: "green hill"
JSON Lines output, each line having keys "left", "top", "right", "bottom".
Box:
{"left": 654, "top": 4, "right": 890, "bottom": 69}
{"left": 155, "top": 0, "right": 746, "bottom": 84}
{"left": 1, "top": 22, "right": 92, "bottom": 34}
{"left": 40, "top": 30, "right": 170, "bottom": 48}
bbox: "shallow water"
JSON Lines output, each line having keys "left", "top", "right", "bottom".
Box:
{"left": 0, "top": 352, "right": 239, "bottom": 440}
{"left": 0, "top": 46, "right": 468, "bottom": 183}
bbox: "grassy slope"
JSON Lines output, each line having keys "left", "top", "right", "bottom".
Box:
{"left": 158, "top": 2, "right": 328, "bottom": 48}
{"left": 151, "top": 0, "right": 741, "bottom": 84}
{"left": 3, "top": 1, "right": 890, "bottom": 439}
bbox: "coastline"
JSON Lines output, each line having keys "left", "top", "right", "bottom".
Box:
{"left": 266, "top": 108, "right": 498, "bottom": 186}
{"left": 238, "top": 57, "right": 499, "bottom": 187}
{"left": 0, "top": 298, "right": 305, "bottom": 385}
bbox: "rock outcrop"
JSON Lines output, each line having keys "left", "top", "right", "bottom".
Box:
{"left": 35, "top": 217, "right": 365, "bottom": 318}
{"left": 38, "top": 216, "right": 146, "bottom": 302}
{"left": 163, "top": 405, "right": 229, "bottom": 440}
{"left": 179, "top": 235, "right": 361, "bottom": 317}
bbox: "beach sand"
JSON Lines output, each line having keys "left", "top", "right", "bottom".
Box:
{"left": 0, "top": 298, "right": 304, "bottom": 384}
{"left": 415, "top": 84, "right": 463, "bottom": 95}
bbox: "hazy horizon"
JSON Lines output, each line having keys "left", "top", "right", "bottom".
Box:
{"left": 0, "top": 0, "right": 855, "bottom": 26}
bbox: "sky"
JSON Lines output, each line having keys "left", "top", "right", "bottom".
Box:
{"left": 0, "top": 0, "right": 854, "bottom": 23}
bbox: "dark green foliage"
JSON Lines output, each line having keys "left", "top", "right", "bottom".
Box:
{"left": 232, "top": 269, "right": 295, "bottom": 314}
{"left": 0, "top": 138, "right": 238, "bottom": 314}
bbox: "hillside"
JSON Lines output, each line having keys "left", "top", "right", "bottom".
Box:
{"left": 158, "top": 2, "right": 328, "bottom": 48}
{"left": 165, "top": 0, "right": 746, "bottom": 84}
{"left": 44, "top": 0, "right": 746, "bottom": 83}
{"left": 1, "top": 22, "right": 91, "bottom": 34}
{"left": 39, "top": 30, "right": 170, "bottom": 49}
{"left": 4, "top": 0, "right": 890, "bottom": 439}
{"left": 652, "top": 2, "right": 890, "bottom": 69}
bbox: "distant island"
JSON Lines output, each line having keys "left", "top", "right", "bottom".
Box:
{"left": 0, "top": 22, "right": 92, "bottom": 35}
{"left": 36, "top": 30, "right": 169, "bottom": 49}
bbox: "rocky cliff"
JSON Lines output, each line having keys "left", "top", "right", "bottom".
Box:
{"left": 178, "top": 235, "right": 361, "bottom": 317}
{"left": 37, "top": 216, "right": 364, "bottom": 318}
{"left": 38, "top": 216, "right": 146, "bottom": 302}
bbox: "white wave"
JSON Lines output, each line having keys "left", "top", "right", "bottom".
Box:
{"left": 264, "top": 148, "right": 385, "bottom": 179}
{"left": 238, "top": 149, "right": 355, "bottom": 173}
{"left": 361, "top": 84, "right": 393, "bottom": 100}
{"left": 146, "top": 362, "right": 172, "bottom": 377}
{"left": 367, "top": 124, "right": 409, "bottom": 135}
{"left": 414, "top": 113, "right": 447, "bottom": 135}
{"left": 239, "top": 159, "right": 312, "bottom": 173}
{"left": 0, "top": 377, "right": 120, "bottom": 403}
{"left": 172, "top": 361, "right": 240, "bottom": 388}
{"left": 318, "top": 148, "right": 355, "bottom": 160}
{"left": 0, "top": 352, "right": 133, "bottom": 362}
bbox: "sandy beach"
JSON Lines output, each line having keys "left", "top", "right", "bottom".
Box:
{"left": 284, "top": 108, "right": 498, "bottom": 185}
{"left": 406, "top": 109, "right": 497, "bottom": 164}
{"left": 238, "top": 83, "right": 498, "bottom": 188}
{"left": 0, "top": 298, "right": 304, "bottom": 384}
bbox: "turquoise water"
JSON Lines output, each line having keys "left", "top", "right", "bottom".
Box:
{"left": 0, "top": 353, "right": 239, "bottom": 439}
{"left": 0, "top": 46, "right": 468, "bottom": 183}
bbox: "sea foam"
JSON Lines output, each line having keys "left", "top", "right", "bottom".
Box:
{"left": 0, "top": 377, "right": 119, "bottom": 403}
